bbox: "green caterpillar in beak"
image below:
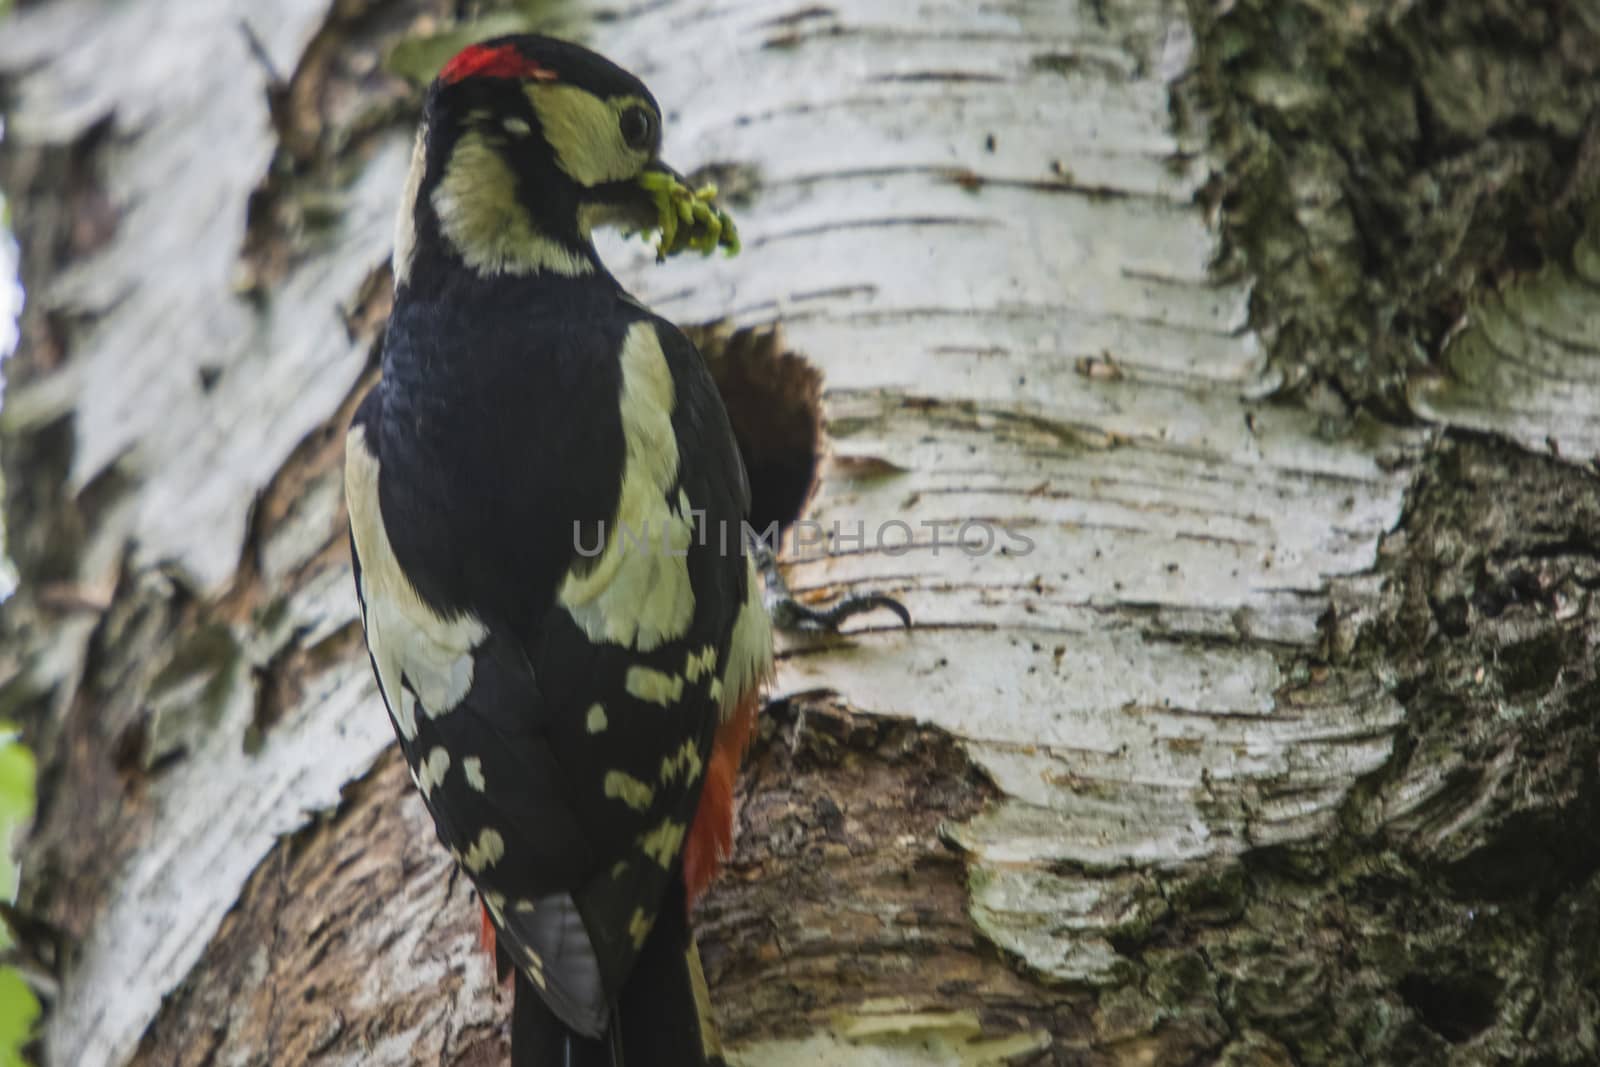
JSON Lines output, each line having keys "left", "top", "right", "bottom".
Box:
{"left": 637, "top": 170, "right": 741, "bottom": 261}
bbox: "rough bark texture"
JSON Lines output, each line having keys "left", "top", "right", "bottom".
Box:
{"left": 1190, "top": 0, "right": 1600, "bottom": 413}
{"left": 1, "top": 1, "right": 1597, "bottom": 1066}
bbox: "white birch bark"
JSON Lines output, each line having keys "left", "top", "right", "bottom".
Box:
{"left": 1, "top": 0, "right": 1595, "bottom": 1065}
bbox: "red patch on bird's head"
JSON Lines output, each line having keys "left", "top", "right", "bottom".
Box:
{"left": 439, "top": 43, "right": 558, "bottom": 85}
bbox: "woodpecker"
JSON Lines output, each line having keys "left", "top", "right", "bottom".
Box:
{"left": 343, "top": 34, "right": 901, "bottom": 1067}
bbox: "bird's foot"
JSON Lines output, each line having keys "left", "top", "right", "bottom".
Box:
{"left": 751, "top": 536, "right": 910, "bottom": 633}
{"left": 770, "top": 589, "right": 911, "bottom": 632}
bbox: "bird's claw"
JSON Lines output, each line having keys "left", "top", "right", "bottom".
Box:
{"left": 770, "top": 590, "right": 912, "bottom": 633}
{"left": 751, "top": 535, "right": 910, "bottom": 634}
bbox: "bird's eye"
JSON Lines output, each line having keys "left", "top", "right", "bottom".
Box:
{"left": 619, "top": 106, "right": 655, "bottom": 150}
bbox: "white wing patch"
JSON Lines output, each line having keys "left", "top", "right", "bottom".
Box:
{"left": 629, "top": 907, "right": 654, "bottom": 949}
{"left": 684, "top": 645, "right": 718, "bottom": 683}
{"left": 464, "top": 827, "right": 507, "bottom": 872}
{"left": 659, "top": 738, "right": 703, "bottom": 786}
{"left": 559, "top": 324, "right": 696, "bottom": 653}
{"left": 417, "top": 746, "right": 451, "bottom": 798}
{"left": 464, "top": 831, "right": 505, "bottom": 870}
{"left": 638, "top": 819, "right": 687, "bottom": 868}
{"left": 346, "top": 424, "right": 487, "bottom": 737}
{"left": 719, "top": 555, "right": 774, "bottom": 718}
{"left": 395, "top": 688, "right": 419, "bottom": 743}
{"left": 625, "top": 665, "right": 685, "bottom": 707}
{"left": 603, "top": 770, "right": 655, "bottom": 812}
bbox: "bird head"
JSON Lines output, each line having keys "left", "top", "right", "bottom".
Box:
{"left": 394, "top": 35, "right": 734, "bottom": 288}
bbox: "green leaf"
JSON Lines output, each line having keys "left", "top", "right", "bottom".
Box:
{"left": 0, "top": 969, "right": 35, "bottom": 1067}
{"left": 0, "top": 731, "right": 36, "bottom": 1066}
{"left": 0, "top": 737, "right": 35, "bottom": 908}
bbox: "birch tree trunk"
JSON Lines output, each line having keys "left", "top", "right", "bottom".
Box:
{"left": 2, "top": 1, "right": 1597, "bottom": 1065}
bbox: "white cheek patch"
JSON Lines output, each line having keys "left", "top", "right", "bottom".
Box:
{"left": 560, "top": 324, "right": 696, "bottom": 652}
{"left": 432, "top": 131, "right": 594, "bottom": 277}
{"left": 346, "top": 425, "right": 488, "bottom": 735}
{"left": 526, "top": 84, "right": 649, "bottom": 187}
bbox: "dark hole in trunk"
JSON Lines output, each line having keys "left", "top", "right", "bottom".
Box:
{"left": 1399, "top": 971, "right": 1501, "bottom": 1044}
{"left": 686, "top": 323, "right": 824, "bottom": 538}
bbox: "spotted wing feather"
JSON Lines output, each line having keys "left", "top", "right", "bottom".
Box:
{"left": 346, "top": 299, "right": 756, "bottom": 1037}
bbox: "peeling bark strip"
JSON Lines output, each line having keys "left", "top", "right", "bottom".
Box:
{"left": 0, "top": 0, "right": 438, "bottom": 1061}
{"left": 1412, "top": 215, "right": 1600, "bottom": 461}
{"left": 2, "top": 0, "right": 1598, "bottom": 1065}
{"left": 128, "top": 754, "right": 509, "bottom": 1067}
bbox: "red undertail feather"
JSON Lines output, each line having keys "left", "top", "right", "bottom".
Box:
{"left": 479, "top": 901, "right": 497, "bottom": 957}
{"left": 683, "top": 690, "right": 761, "bottom": 907}
{"left": 480, "top": 902, "right": 514, "bottom": 986}
{"left": 439, "top": 44, "right": 558, "bottom": 85}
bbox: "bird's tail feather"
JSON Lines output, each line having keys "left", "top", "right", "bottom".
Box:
{"left": 616, "top": 882, "right": 725, "bottom": 1067}
{"left": 511, "top": 970, "right": 621, "bottom": 1067}
{"left": 511, "top": 880, "right": 724, "bottom": 1067}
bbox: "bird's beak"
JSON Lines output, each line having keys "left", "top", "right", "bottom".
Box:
{"left": 599, "top": 160, "right": 684, "bottom": 232}
{"left": 587, "top": 161, "right": 740, "bottom": 260}
{"left": 642, "top": 158, "right": 686, "bottom": 185}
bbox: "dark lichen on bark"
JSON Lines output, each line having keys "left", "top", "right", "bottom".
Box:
{"left": 1123, "top": 441, "right": 1600, "bottom": 1063}
{"left": 1162, "top": 2, "right": 1600, "bottom": 1063}
{"left": 1186, "top": 0, "right": 1600, "bottom": 411}
{"left": 1363, "top": 438, "right": 1600, "bottom": 1031}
